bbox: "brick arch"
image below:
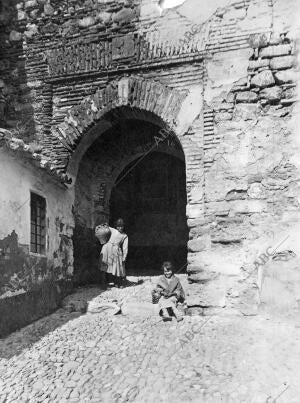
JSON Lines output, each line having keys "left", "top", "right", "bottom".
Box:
{"left": 48, "top": 76, "right": 201, "bottom": 186}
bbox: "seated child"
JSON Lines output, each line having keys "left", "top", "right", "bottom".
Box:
{"left": 152, "top": 261, "right": 185, "bottom": 322}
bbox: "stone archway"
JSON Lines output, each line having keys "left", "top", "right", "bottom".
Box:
{"left": 45, "top": 76, "right": 205, "bottom": 282}
{"left": 73, "top": 118, "right": 189, "bottom": 282}
{"left": 45, "top": 76, "right": 202, "bottom": 185}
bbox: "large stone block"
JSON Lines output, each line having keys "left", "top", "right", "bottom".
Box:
{"left": 186, "top": 204, "right": 203, "bottom": 219}
{"left": 187, "top": 250, "right": 242, "bottom": 276}
{"left": 229, "top": 199, "right": 267, "bottom": 214}
{"left": 97, "top": 11, "right": 112, "bottom": 24}
{"left": 247, "top": 182, "right": 266, "bottom": 199}
{"left": 112, "top": 8, "right": 136, "bottom": 24}
{"left": 188, "top": 269, "right": 218, "bottom": 283}
{"left": 9, "top": 30, "right": 23, "bottom": 42}
{"left": 235, "top": 91, "right": 258, "bottom": 103}
{"left": 270, "top": 56, "right": 295, "bottom": 70}
{"left": 225, "top": 189, "right": 247, "bottom": 201}
{"left": 248, "top": 33, "right": 270, "bottom": 49}
{"left": 248, "top": 59, "right": 270, "bottom": 70}
{"left": 259, "top": 86, "right": 283, "bottom": 102}
{"left": 251, "top": 70, "right": 275, "bottom": 88}
{"left": 259, "top": 44, "right": 292, "bottom": 58}
{"left": 233, "top": 103, "right": 260, "bottom": 121}
{"left": 187, "top": 217, "right": 211, "bottom": 229}
{"left": 188, "top": 236, "right": 210, "bottom": 253}
{"left": 78, "top": 17, "right": 96, "bottom": 28}
{"left": 189, "top": 185, "right": 204, "bottom": 204}
{"left": 214, "top": 111, "right": 232, "bottom": 122}
{"left": 274, "top": 70, "right": 300, "bottom": 84}
{"left": 189, "top": 224, "right": 211, "bottom": 239}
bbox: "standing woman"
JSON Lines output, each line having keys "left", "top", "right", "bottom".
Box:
{"left": 98, "top": 218, "right": 128, "bottom": 288}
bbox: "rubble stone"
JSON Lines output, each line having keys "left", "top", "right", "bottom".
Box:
{"left": 251, "top": 70, "right": 275, "bottom": 88}
{"left": 9, "top": 30, "right": 23, "bottom": 42}
{"left": 259, "top": 44, "right": 292, "bottom": 58}
{"left": 235, "top": 91, "right": 258, "bottom": 103}
{"left": 270, "top": 55, "right": 295, "bottom": 70}
{"left": 260, "top": 86, "right": 283, "bottom": 102}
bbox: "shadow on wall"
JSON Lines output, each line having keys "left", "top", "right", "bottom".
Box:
{"left": 0, "top": 231, "right": 73, "bottom": 338}
{"left": 72, "top": 224, "right": 102, "bottom": 286}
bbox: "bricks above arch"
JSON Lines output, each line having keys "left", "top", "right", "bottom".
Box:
{"left": 42, "top": 75, "right": 201, "bottom": 186}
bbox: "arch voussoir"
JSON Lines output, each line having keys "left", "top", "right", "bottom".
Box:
{"left": 48, "top": 75, "right": 194, "bottom": 184}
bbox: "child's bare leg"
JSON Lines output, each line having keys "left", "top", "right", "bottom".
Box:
{"left": 172, "top": 307, "right": 183, "bottom": 321}
{"left": 170, "top": 297, "right": 183, "bottom": 321}
{"left": 161, "top": 308, "right": 172, "bottom": 321}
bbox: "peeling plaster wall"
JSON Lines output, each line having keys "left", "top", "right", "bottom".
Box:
{"left": 0, "top": 149, "right": 74, "bottom": 336}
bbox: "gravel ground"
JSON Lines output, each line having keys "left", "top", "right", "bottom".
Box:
{"left": 0, "top": 275, "right": 299, "bottom": 403}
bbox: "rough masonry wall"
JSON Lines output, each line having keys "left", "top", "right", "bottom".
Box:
{"left": 187, "top": 0, "right": 300, "bottom": 313}
{"left": 0, "top": 0, "right": 273, "bottom": 141}
{"left": 0, "top": 149, "right": 74, "bottom": 336}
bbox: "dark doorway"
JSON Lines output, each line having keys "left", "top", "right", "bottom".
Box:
{"left": 110, "top": 152, "right": 188, "bottom": 275}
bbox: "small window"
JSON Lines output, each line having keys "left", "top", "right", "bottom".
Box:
{"left": 30, "top": 192, "right": 46, "bottom": 254}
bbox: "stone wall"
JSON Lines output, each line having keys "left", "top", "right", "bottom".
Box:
{"left": 0, "top": 148, "right": 74, "bottom": 336}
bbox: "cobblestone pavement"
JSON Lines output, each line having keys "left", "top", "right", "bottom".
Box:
{"left": 0, "top": 275, "right": 300, "bottom": 403}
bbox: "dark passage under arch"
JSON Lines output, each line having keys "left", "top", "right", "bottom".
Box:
{"left": 110, "top": 151, "right": 188, "bottom": 275}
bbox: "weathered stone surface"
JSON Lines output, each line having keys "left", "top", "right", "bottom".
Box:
{"left": 44, "top": 2, "right": 54, "bottom": 16}
{"left": 189, "top": 185, "right": 203, "bottom": 204}
{"left": 270, "top": 56, "right": 295, "bottom": 70}
{"left": 229, "top": 200, "right": 267, "bottom": 214}
{"left": 225, "top": 189, "right": 247, "bottom": 201}
{"left": 251, "top": 70, "right": 275, "bottom": 88}
{"left": 274, "top": 70, "right": 300, "bottom": 84}
{"left": 248, "top": 58, "right": 270, "bottom": 70}
{"left": 233, "top": 103, "right": 260, "bottom": 120}
{"left": 78, "top": 16, "right": 96, "bottom": 28}
{"left": 259, "top": 44, "right": 292, "bottom": 58}
{"left": 112, "top": 8, "right": 136, "bottom": 24}
{"left": 25, "top": 0, "right": 38, "bottom": 8}
{"left": 186, "top": 204, "right": 203, "bottom": 219}
{"left": 248, "top": 32, "right": 269, "bottom": 48}
{"left": 247, "top": 182, "right": 266, "bottom": 199}
{"left": 188, "top": 237, "right": 210, "bottom": 253}
{"left": 187, "top": 217, "right": 210, "bottom": 229}
{"left": 259, "top": 86, "right": 283, "bottom": 102}
{"left": 235, "top": 91, "right": 258, "bottom": 103}
{"left": 9, "top": 30, "right": 23, "bottom": 41}
{"left": 97, "top": 11, "right": 112, "bottom": 24}
{"left": 188, "top": 270, "right": 218, "bottom": 283}
{"left": 24, "top": 23, "right": 38, "bottom": 39}
{"left": 214, "top": 111, "right": 232, "bottom": 122}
